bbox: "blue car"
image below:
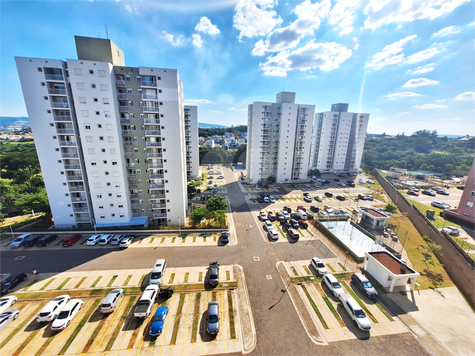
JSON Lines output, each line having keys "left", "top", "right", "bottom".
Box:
{"left": 148, "top": 306, "right": 169, "bottom": 336}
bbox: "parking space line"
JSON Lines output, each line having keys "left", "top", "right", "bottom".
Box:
{"left": 93, "top": 296, "right": 127, "bottom": 356}
{"left": 180, "top": 293, "right": 193, "bottom": 355}
{"left": 114, "top": 298, "right": 138, "bottom": 356}
{"left": 158, "top": 294, "right": 175, "bottom": 356}
{"left": 221, "top": 290, "right": 226, "bottom": 354}
{"left": 137, "top": 303, "right": 158, "bottom": 355}
{"left": 72, "top": 300, "right": 102, "bottom": 355}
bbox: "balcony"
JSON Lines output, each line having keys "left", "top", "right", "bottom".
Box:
{"left": 150, "top": 184, "right": 165, "bottom": 190}
{"left": 59, "top": 141, "right": 76, "bottom": 147}
{"left": 127, "top": 173, "right": 136, "bottom": 178}
{"left": 144, "top": 118, "right": 160, "bottom": 124}
{"left": 64, "top": 164, "right": 80, "bottom": 170}
{"left": 128, "top": 184, "right": 138, "bottom": 189}
{"left": 73, "top": 207, "right": 89, "bottom": 212}
{"left": 48, "top": 88, "right": 67, "bottom": 95}
{"left": 146, "top": 142, "right": 162, "bottom": 147}
{"left": 147, "top": 163, "right": 163, "bottom": 169}
{"left": 56, "top": 128, "right": 74, "bottom": 134}
{"left": 149, "top": 174, "right": 164, "bottom": 179}
{"left": 45, "top": 74, "right": 64, "bottom": 81}
{"left": 150, "top": 194, "right": 166, "bottom": 199}
{"left": 125, "top": 163, "right": 135, "bottom": 168}
{"left": 119, "top": 106, "right": 129, "bottom": 112}
{"left": 71, "top": 196, "right": 87, "bottom": 202}
{"left": 142, "top": 94, "right": 158, "bottom": 100}
{"left": 116, "top": 80, "right": 126, "bottom": 86}
{"left": 68, "top": 185, "right": 85, "bottom": 192}
{"left": 141, "top": 81, "right": 157, "bottom": 87}
{"left": 53, "top": 114, "right": 71, "bottom": 122}
{"left": 123, "top": 142, "right": 134, "bottom": 146}
{"left": 145, "top": 130, "right": 161, "bottom": 136}
{"left": 122, "top": 130, "right": 132, "bottom": 135}
{"left": 61, "top": 152, "right": 78, "bottom": 158}
{"left": 146, "top": 152, "right": 162, "bottom": 158}
{"left": 143, "top": 106, "right": 159, "bottom": 113}
{"left": 51, "top": 102, "right": 69, "bottom": 108}
{"left": 152, "top": 213, "right": 167, "bottom": 218}
{"left": 120, "top": 117, "right": 131, "bottom": 123}
{"left": 117, "top": 93, "right": 128, "bottom": 99}
{"left": 151, "top": 203, "right": 166, "bottom": 209}
{"left": 124, "top": 152, "right": 134, "bottom": 157}
{"left": 66, "top": 175, "right": 83, "bottom": 181}
{"left": 129, "top": 193, "right": 139, "bottom": 199}
{"left": 75, "top": 215, "right": 91, "bottom": 222}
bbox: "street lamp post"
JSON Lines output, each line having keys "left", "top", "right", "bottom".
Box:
{"left": 178, "top": 217, "right": 181, "bottom": 237}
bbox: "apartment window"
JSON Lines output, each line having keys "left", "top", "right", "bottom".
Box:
{"left": 160, "top": 102, "right": 163, "bottom": 105}
{"left": 158, "top": 76, "right": 161, "bottom": 80}
{"left": 88, "top": 148, "right": 95, "bottom": 154}
{"left": 117, "top": 194, "right": 122, "bottom": 198}
{"left": 100, "top": 216, "right": 105, "bottom": 219}
{"left": 110, "top": 148, "right": 116, "bottom": 154}
{"left": 467, "top": 201, "right": 474, "bottom": 208}
{"left": 81, "top": 110, "right": 89, "bottom": 117}
{"left": 65, "top": 193, "right": 69, "bottom": 196}
{"left": 77, "top": 83, "right": 85, "bottom": 90}
{"left": 89, "top": 69, "right": 94, "bottom": 74}
{"left": 99, "top": 205, "right": 104, "bottom": 209}
{"left": 93, "top": 98, "right": 98, "bottom": 102}
{"left": 37, "top": 67, "right": 43, "bottom": 72}
{"left": 126, "top": 76, "right": 131, "bottom": 81}
{"left": 91, "top": 161, "right": 97, "bottom": 165}
{"left": 120, "top": 214, "right": 125, "bottom": 218}
{"left": 95, "top": 111, "right": 100, "bottom": 116}
{"left": 101, "top": 148, "right": 106, "bottom": 152}
{"left": 50, "top": 123, "right": 54, "bottom": 127}
{"left": 118, "top": 204, "right": 124, "bottom": 208}
{"left": 60, "top": 171, "right": 64, "bottom": 175}
{"left": 138, "top": 89, "right": 143, "bottom": 94}
{"left": 86, "top": 136, "right": 93, "bottom": 142}
{"left": 471, "top": 191, "right": 475, "bottom": 197}
{"left": 111, "top": 214, "right": 115, "bottom": 217}
{"left": 108, "top": 136, "right": 114, "bottom": 142}
{"left": 103, "top": 160, "right": 107, "bottom": 164}
{"left": 158, "top": 89, "right": 162, "bottom": 93}
{"left": 100, "top": 84, "right": 107, "bottom": 91}
{"left": 136, "top": 76, "right": 141, "bottom": 81}
{"left": 106, "top": 124, "right": 113, "bottom": 130}
{"left": 47, "top": 110, "right": 52, "bottom": 113}
{"left": 112, "top": 161, "right": 117, "bottom": 165}
{"left": 92, "top": 171, "right": 99, "bottom": 177}
{"left": 110, "top": 203, "right": 114, "bottom": 207}
{"left": 91, "top": 84, "right": 96, "bottom": 89}
{"left": 97, "top": 194, "right": 102, "bottom": 198}
{"left": 105, "top": 111, "right": 111, "bottom": 117}
{"left": 44, "top": 96, "right": 48, "bottom": 100}
{"left": 74, "top": 68, "right": 82, "bottom": 76}
{"left": 41, "top": 82, "right": 45, "bottom": 86}
{"left": 103, "top": 98, "right": 109, "bottom": 105}
{"left": 63, "top": 182, "right": 66, "bottom": 186}
{"left": 105, "top": 171, "right": 109, "bottom": 175}
{"left": 106, "top": 182, "right": 111, "bottom": 186}
{"left": 79, "top": 97, "right": 86, "bottom": 104}
{"left": 85, "top": 124, "right": 91, "bottom": 129}
{"left": 98, "top": 70, "right": 106, "bottom": 77}
{"left": 108, "top": 193, "right": 112, "bottom": 197}
{"left": 99, "top": 136, "right": 104, "bottom": 140}
{"left": 58, "top": 160, "right": 62, "bottom": 163}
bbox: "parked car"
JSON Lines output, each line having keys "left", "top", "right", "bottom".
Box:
{"left": 351, "top": 273, "right": 378, "bottom": 300}
{"left": 318, "top": 211, "right": 329, "bottom": 219}
{"left": 37, "top": 295, "right": 70, "bottom": 322}
{"left": 220, "top": 231, "right": 229, "bottom": 244}
{"left": 366, "top": 179, "right": 375, "bottom": 184}
{"left": 110, "top": 234, "right": 126, "bottom": 245}
{"left": 0, "top": 309, "right": 20, "bottom": 332}
{"left": 358, "top": 194, "right": 374, "bottom": 201}
{"left": 263, "top": 196, "right": 270, "bottom": 203}
{"left": 62, "top": 234, "right": 81, "bottom": 247}
{"left": 311, "top": 257, "right": 327, "bottom": 275}
{"left": 338, "top": 182, "right": 346, "bottom": 187}
{"left": 431, "top": 201, "right": 450, "bottom": 209}
{"left": 264, "top": 220, "right": 274, "bottom": 231}
{"left": 336, "top": 195, "right": 345, "bottom": 201}
{"left": 268, "top": 211, "right": 276, "bottom": 221}
{"left": 0, "top": 273, "right": 27, "bottom": 295}
{"left": 422, "top": 189, "right": 436, "bottom": 197}
{"left": 51, "top": 299, "right": 84, "bottom": 330}
{"left": 9, "top": 233, "right": 31, "bottom": 249}
{"left": 276, "top": 212, "right": 285, "bottom": 222}
{"left": 134, "top": 285, "right": 158, "bottom": 318}
{"left": 333, "top": 178, "right": 340, "bottom": 182}
{"left": 298, "top": 220, "right": 308, "bottom": 229}
{"left": 323, "top": 274, "right": 344, "bottom": 299}
{"left": 457, "top": 185, "right": 465, "bottom": 190}
{"left": 0, "top": 296, "right": 17, "bottom": 314}
{"left": 36, "top": 235, "right": 58, "bottom": 247}
{"left": 290, "top": 219, "right": 299, "bottom": 229}
{"left": 100, "top": 289, "right": 124, "bottom": 313}
{"left": 267, "top": 230, "right": 279, "bottom": 240}
{"left": 217, "top": 175, "right": 224, "bottom": 179}
{"left": 149, "top": 306, "right": 169, "bottom": 336}
{"left": 86, "top": 234, "right": 102, "bottom": 246}
{"left": 442, "top": 226, "right": 460, "bottom": 236}
{"left": 297, "top": 205, "right": 306, "bottom": 212}
{"left": 314, "top": 195, "right": 323, "bottom": 202}
{"left": 304, "top": 195, "right": 312, "bottom": 203}
{"left": 281, "top": 222, "right": 292, "bottom": 232}
{"left": 259, "top": 211, "right": 268, "bottom": 220}
{"left": 269, "top": 196, "right": 275, "bottom": 203}
{"left": 21, "top": 235, "right": 43, "bottom": 247}
{"left": 347, "top": 182, "right": 355, "bottom": 187}
{"left": 208, "top": 176, "right": 214, "bottom": 179}
{"left": 283, "top": 206, "right": 292, "bottom": 213}
{"left": 324, "top": 205, "right": 334, "bottom": 213}
{"left": 206, "top": 301, "right": 220, "bottom": 334}
{"left": 287, "top": 228, "right": 299, "bottom": 240}
{"left": 119, "top": 235, "right": 135, "bottom": 248}
{"left": 98, "top": 234, "right": 114, "bottom": 245}
{"left": 306, "top": 212, "right": 314, "bottom": 220}
{"left": 407, "top": 190, "right": 419, "bottom": 196}
{"left": 324, "top": 192, "right": 333, "bottom": 197}
{"left": 208, "top": 261, "right": 220, "bottom": 286}
{"left": 436, "top": 189, "right": 449, "bottom": 196}
{"left": 310, "top": 206, "right": 319, "bottom": 213}
{"left": 339, "top": 293, "right": 371, "bottom": 331}
{"left": 282, "top": 210, "right": 291, "bottom": 220}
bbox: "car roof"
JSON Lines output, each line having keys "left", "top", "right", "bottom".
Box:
{"left": 353, "top": 273, "right": 369, "bottom": 282}
{"left": 325, "top": 274, "right": 338, "bottom": 282}
{"left": 63, "top": 299, "right": 81, "bottom": 311}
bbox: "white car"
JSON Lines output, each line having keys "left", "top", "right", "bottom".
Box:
{"left": 323, "top": 274, "right": 344, "bottom": 299}
{"left": 339, "top": 293, "right": 371, "bottom": 331}
{"left": 51, "top": 299, "right": 83, "bottom": 330}
{"left": 100, "top": 289, "right": 124, "bottom": 313}
{"left": 282, "top": 211, "right": 290, "bottom": 220}
{"left": 267, "top": 230, "right": 279, "bottom": 240}
{"left": 366, "top": 179, "right": 375, "bottom": 184}
{"left": 358, "top": 178, "right": 366, "bottom": 184}
{"left": 259, "top": 212, "right": 268, "bottom": 220}
{"left": 311, "top": 258, "right": 327, "bottom": 275}
{"left": 119, "top": 235, "right": 135, "bottom": 248}
{"left": 110, "top": 234, "right": 126, "bottom": 245}
{"left": 98, "top": 234, "right": 114, "bottom": 245}
{"left": 0, "top": 309, "right": 20, "bottom": 332}
{"left": 269, "top": 196, "right": 275, "bottom": 203}
{"left": 86, "top": 234, "right": 103, "bottom": 246}
{"left": 37, "top": 295, "right": 70, "bottom": 323}
{"left": 0, "top": 296, "right": 17, "bottom": 314}
{"left": 324, "top": 205, "right": 334, "bottom": 213}
{"left": 264, "top": 220, "right": 274, "bottom": 232}
{"left": 431, "top": 201, "right": 450, "bottom": 210}
{"left": 442, "top": 226, "right": 460, "bottom": 236}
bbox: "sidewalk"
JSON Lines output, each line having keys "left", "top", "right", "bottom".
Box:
{"left": 233, "top": 264, "right": 256, "bottom": 354}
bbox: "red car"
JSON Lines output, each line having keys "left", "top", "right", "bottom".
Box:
{"left": 62, "top": 234, "right": 81, "bottom": 247}
{"left": 297, "top": 205, "right": 306, "bottom": 212}
{"left": 407, "top": 190, "right": 419, "bottom": 196}
{"left": 298, "top": 220, "right": 308, "bottom": 229}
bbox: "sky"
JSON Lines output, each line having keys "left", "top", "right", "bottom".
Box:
{"left": 1, "top": 0, "right": 474, "bottom": 135}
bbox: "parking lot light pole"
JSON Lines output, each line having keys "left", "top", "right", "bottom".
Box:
{"left": 178, "top": 217, "right": 181, "bottom": 237}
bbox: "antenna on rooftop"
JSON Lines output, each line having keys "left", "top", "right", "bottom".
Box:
{"left": 105, "top": 25, "right": 109, "bottom": 39}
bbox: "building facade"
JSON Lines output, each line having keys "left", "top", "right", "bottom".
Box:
{"left": 310, "top": 103, "right": 369, "bottom": 173}
{"left": 246, "top": 92, "right": 315, "bottom": 184}
{"left": 15, "top": 36, "right": 189, "bottom": 229}
{"left": 184, "top": 105, "right": 200, "bottom": 180}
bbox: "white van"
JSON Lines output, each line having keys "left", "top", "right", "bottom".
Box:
{"left": 150, "top": 259, "right": 167, "bottom": 285}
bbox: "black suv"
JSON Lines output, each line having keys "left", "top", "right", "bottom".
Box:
{"left": 336, "top": 195, "right": 346, "bottom": 201}
{"left": 36, "top": 235, "right": 58, "bottom": 247}
{"left": 290, "top": 219, "right": 299, "bottom": 229}
{"left": 351, "top": 273, "right": 378, "bottom": 300}
{"left": 0, "top": 273, "right": 27, "bottom": 295}
{"left": 21, "top": 235, "right": 43, "bottom": 247}
{"left": 324, "top": 192, "right": 333, "bottom": 198}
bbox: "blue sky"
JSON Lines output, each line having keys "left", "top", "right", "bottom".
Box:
{"left": 1, "top": 0, "right": 474, "bottom": 135}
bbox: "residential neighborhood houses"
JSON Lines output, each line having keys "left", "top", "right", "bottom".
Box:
{"left": 200, "top": 131, "right": 247, "bottom": 150}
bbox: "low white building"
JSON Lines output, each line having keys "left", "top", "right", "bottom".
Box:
{"left": 360, "top": 208, "right": 390, "bottom": 229}
{"left": 363, "top": 251, "right": 420, "bottom": 292}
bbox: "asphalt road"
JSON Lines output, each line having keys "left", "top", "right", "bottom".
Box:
{"left": 0, "top": 167, "right": 431, "bottom": 356}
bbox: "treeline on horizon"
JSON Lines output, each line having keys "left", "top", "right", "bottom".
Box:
{"left": 198, "top": 125, "right": 247, "bottom": 137}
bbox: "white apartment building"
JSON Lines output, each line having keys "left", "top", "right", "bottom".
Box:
{"left": 310, "top": 103, "right": 369, "bottom": 173}
{"left": 184, "top": 105, "right": 200, "bottom": 179}
{"left": 15, "top": 36, "right": 189, "bottom": 229}
{"left": 246, "top": 92, "right": 315, "bottom": 184}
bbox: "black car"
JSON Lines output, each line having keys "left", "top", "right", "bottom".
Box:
{"left": 333, "top": 178, "right": 339, "bottom": 182}
{"left": 21, "top": 235, "right": 43, "bottom": 247}
{"left": 347, "top": 182, "right": 355, "bottom": 187}
{"left": 291, "top": 213, "right": 300, "bottom": 220}
{"left": 36, "top": 235, "right": 58, "bottom": 247}
{"left": 220, "top": 231, "right": 229, "bottom": 244}
{"left": 346, "top": 180, "right": 354, "bottom": 184}
{"left": 0, "top": 273, "right": 27, "bottom": 295}
{"left": 324, "top": 192, "right": 333, "bottom": 198}
{"left": 281, "top": 222, "right": 292, "bottom": 231}
{"left": 336, "top": 195, "right": 346, "bottom": 201}
{"left": 201, "top": 195, "right": 206, "bottom": 201}
{"left": 283, "top": 206, "right": 292, "bottom": 213}
{"left": 303, "top": 192, "right": 310, "bottom": 197}
{"left": 310, "top": 206, "right": 319, "bottom": 213}
{"left": 306, "top": 212, "right": 314, "bottom": 220}
{"left": 276, "top": 212, "right": 285, "bottom": 222}
{"left": 351, "top": 273, "right": 378, "bottom": 300}
{"left": 263, "top": 185, "right": 269, "bottom": 189}
{"left": 290, "top": 219, "right": 299, "bottom": 229}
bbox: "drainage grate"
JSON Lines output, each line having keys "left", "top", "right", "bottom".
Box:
{"left": 266, "top": 275, "right": 272, "bottom": 280}
{"left": 253, "top": 256, "right": 260, "bottom": 261}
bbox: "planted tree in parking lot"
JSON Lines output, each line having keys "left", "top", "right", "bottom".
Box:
{"left": 384, "top": 203, "right": 398, "bottom": 213}
{"left": 206, "top": 196, "right": 227, "bottom": 212}
{"left": 190, "top": 207, "right": 208, "bottom": 225}
{"left": 210, "top": 209, "right": 226, "bottom": 228}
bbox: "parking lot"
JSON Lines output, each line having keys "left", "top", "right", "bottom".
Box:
{"left": 278, "top": 261, "right": 408, "bottom": 342}
{"left": 0, "top": 265, "right": 247, "bottom": 356}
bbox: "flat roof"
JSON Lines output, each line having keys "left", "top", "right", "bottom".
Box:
{"left": 368, "top": 251, "right": 417, "bottom": 275}
{"left": 361, "top": 208, "right": 389, "bottom": 219}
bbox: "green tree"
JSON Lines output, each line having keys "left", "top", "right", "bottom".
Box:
{"left": 384, "top": 203, "right": 398, "bottom": 213}
{"left": 206, "top": 196, "right": 227, "bottom": 211}
{"left": 210, "top": 209, "right": 226, "bottom": 228}
{"left": 308, "top": 168, "right": 321, "bottom": 178}
{"left": 14, "top": 188, "right": 50, "bottom": 214}
{"left": 187, "top": 184, "right": 197, "bottom": 200}
{"left": 190, "top": 207, "right": 208, "bottom": 225}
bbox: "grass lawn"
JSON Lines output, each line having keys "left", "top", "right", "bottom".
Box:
{"left": 410, "top": 200, "right": 461, "bottom": 229}
{"left": 390, "top": 215, "right": 453, "bottom": 289}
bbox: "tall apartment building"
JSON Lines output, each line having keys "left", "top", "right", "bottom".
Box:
{"left": 15, "top": 36, "right": 189, "bottom": 229}
{"left": 246, "top": 92, "right": 315, "bottom": 184}
{"left": 184, "top": 105, "right": 200, "bottom": 179}
{"left": 310, "top": 103, "right": 369, "bottom": 173}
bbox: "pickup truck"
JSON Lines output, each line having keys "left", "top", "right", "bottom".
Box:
{"left": 133, "top": 285, "right": 159, "bottom": 318}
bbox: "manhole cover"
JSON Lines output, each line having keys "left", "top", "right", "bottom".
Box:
{"left": 254, "top": 256, "right": 260, "bottom": 261}
{"left": 266, "top": 275, "right": 272, "bottom": 280}
{"left": 242, "top": 246, "right": 247, "bottom": 249}
{"left": 14, "top": 256, "right": 25, "bottom": 260}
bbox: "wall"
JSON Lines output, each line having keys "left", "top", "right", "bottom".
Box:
{"left": 374, "top": 169, "right": 475, "bottom": 308}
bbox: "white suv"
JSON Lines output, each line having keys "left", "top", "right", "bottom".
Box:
{"left": 98, "top": 234, "right": 114, "bottom": 245}
{"left": 264, "top": 220, "right": 274, "bottom": 231}
{"left": 323, "top": 274, "right": 344, "bottom": 299}
{"left": 311, "top": 257, "right": 327, "bottom": 275}
{"left": 86, "top": 234, "right": 103, "bottom": 246}
{"left": 339, "top": 293, "right": 371, "bottom": 331}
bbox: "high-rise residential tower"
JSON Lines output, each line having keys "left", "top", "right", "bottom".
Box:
{"left": 246, "top": 92, "right": 315, "bottom": 184}
{"left": 15, "top": 36, "right": 190, "bottom": 229}
{"left": 184, "top": 105, "right": 200, "bottom": 180}
{"left": 310, "top": 103, "right": 369, "bottom": 173}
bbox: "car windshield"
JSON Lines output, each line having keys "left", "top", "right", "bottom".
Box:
{"left": 152, "top": 316, "right": 164, "bottom": 322}
{"left": 102, "top": 303, "right": 111, "bottom": 308}
{"left": 151, "top": 272, "right": 161, "bottom": 279}
{"left": 57, "top": 310, "right": 70, "bottom": 319}
{"left": 39, "top": 312, "right": 51, "bottom": 317}
{"left": 13, "top": 238, "right": 22, "bottom": 243}
{"left": 355, "top": 309, "right": 366, "bottom": 318}
{"left": 0, "top": 301, "right": 6, "bottom": 306}
{"left": 317, "top": 263, "right": 325, "bottom": 268}
{"left": 332, "top": 282, "right": 341, "bottom": 289}
{"left": 363, "top": 281, "right": 373, "bottom": 288}
{"left": 1, "top": 282, "right": 11, "bottom": 286}
{"left": 210, "top": 273, "right": 218, "bottom": 279}
{"left": 208, "top": 314, "right": 219, "bottom": 323}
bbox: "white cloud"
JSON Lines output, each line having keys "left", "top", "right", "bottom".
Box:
{"left": 192, "top": 34, "right": 203, "bottom": 48}
{"left": 414, "top": 103, "right": 448, "bottom": 109}
{"left": 364, "top": 0, "right": 471, "bottom": 30}
{"left": 195, "top": 16, "right": 220, "bottom": 35}
{"left": 184, "top": 99, "right": 215, "bottom": 105}
{"left": 398, "top": 112, "right": 410, "bottom": 114}
{"left": 387, "top": 92, "right": 422, "bottom": 98}
{"left": 431, "top": 25, "right": 460, "bottom": 37}
{"left": 211, "top": 111, "right": 223, "bottom": 113}
{"left": 435, "top": 99, "right": 446, "bottom": 103}
{"left": 161, "top": 31, "right": 186, "bottom": 47}
{"left": 328, "top": 0, "right": 362, "bottom": 35}
{"left": 260, "top": 40, "right": 352, "bottom": 76}
{"left": 233, "top": 0, "right": 283, "bottom": 40}
{"left": 354, "top": 43, "right": 360, "bottom": 49}
{"left": 468, "top": 22, "right": 475, "bottom": 27}
{"left": 407, "top": 63, "right": 435, "bottom": 74}
{"left": 405, "top": 48, "right": 440, "bottom": 64}
{"left": 403, "top": 78, "right": 439, "bottom": 88}
{"left": 455, "top": 91, "right": 475, "bottom": 101}
{"left": 365, "top": 35, "right": 416, "bottom": 70}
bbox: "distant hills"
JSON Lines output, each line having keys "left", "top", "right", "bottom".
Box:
{"left": 0, "top": 116, "right": 29, "bottom": 125}
{"left": 198, "top": 123, "right": 228, "bottom": 128}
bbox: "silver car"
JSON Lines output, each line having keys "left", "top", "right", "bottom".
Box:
{"left": 206, "top": 301, "right": 219, "bottom": 334}
{"left": 100, "top": 289, "right": 124, "bottom": 313}
{"left": 0, "top": 309, "right": 20, "bottom": 332}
